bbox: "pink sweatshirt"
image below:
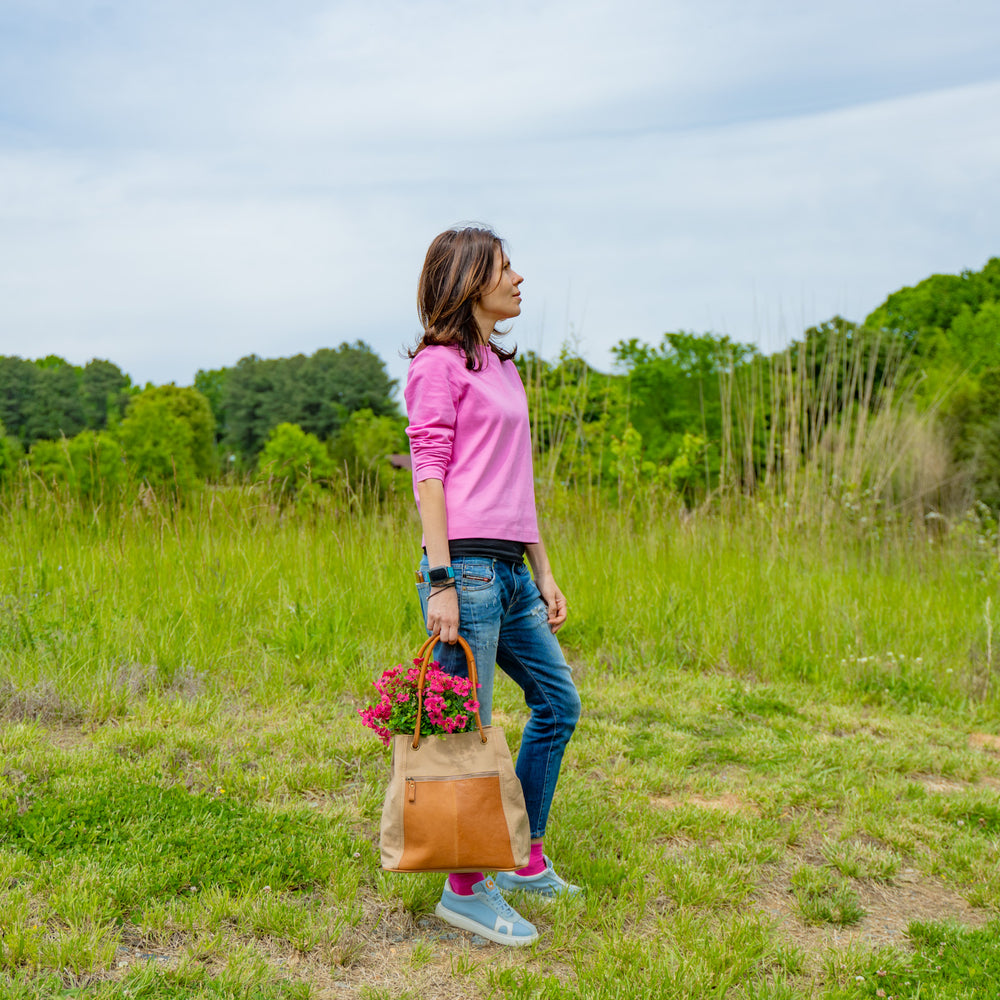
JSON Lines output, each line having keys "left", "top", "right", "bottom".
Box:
{"left": 404, "top": 345, "right": 539, "bottom": 543}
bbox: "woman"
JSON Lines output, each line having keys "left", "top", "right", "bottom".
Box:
{"left": 404, "top": 226, "right": 582, "bottom": 947}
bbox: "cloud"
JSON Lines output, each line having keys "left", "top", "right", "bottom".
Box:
{"left": 0, "top": 1, "right": 998, "bottom": 387}
{"left": 5, "top": 1, "right": 998, "bottom": 146}
{"left": 507, "top": 79, "right": 1000, "bottom": 360}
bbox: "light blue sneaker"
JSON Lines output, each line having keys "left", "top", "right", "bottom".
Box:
{"left": 434, "top": 877, "right": 539, "bottom": 946}
{"left": 495, "top": 856, "right": 582, "bottom": 899}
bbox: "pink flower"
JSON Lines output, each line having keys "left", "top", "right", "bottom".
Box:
{"left": 360, "top": 659, "right": 479, "bottom": 743}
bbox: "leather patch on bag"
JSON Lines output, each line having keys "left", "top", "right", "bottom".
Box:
{"left": 399, "top": 773, "right": 516, "bottom": 872}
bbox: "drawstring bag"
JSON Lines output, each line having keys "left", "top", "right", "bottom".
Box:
{"left": 380, "top": 634, "right": 530, "bottom": 873}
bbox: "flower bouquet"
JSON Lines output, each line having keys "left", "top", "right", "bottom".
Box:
{"left": 359, "top": 659, "right": 480, "bottom": 746}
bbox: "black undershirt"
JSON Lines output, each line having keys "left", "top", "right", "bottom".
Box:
{"left": 430, "top": 537, "right": 526, "bottom": 564}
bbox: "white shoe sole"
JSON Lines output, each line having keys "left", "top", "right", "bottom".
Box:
{"left": 434, "top": 901, "right": 539, "bottom": 947}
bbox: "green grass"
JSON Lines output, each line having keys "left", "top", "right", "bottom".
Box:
{"left": 1, "top": 485, "right": 999, "bottom": 997}
{"left": 790, "top": 866, "right": 865, "bottom": 926}
{"left": 819, "top": 920, "right": 1000, "bottom": 999}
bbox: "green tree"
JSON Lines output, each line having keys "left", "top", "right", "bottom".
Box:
{"left": 328, "top": 408, "right": 407, "bottom": 493}
{"left": 0, "top": 356, "right": 37, "bottom": 444}
{"left": 866, "top": 273, "right": 978, "bottom": 343}
{"left": 194, "top": 367, "right": 230, "bottom": 442}
{"left": 943, "top": 367, "right": 1000, "bottom": 508}
{"left": 305, "top": 342, "right": 398, "bottom": 425}
{"left": 129, "top": 385, "right": 215, "bottom": 477}
{"left": 0, "top": 355, "right": 86, "bottom": 446}
{"left": 614, "top": 330, "right": 752, "bottom": 455}
{"left": 117, "top": 385, "right": 215, "bottom": 491}
{"left": 23, "top": 356, "right": 86, "bottom": 444}
{"left": 257, "top": 423, "right": 333, "bottom": 496}
{"left": 80, "top": 359, "right": 132, "bottom": 431}
{"left": 223, "top": 343, "right": 398, "bottom": 462}
{"left": 613, "top": 331, "right": 756, "bottom": 494}
{"left": 0, "top": 356, "right": 132, "bottom": 447}
{"left": 222, "top": 355, "right": 279, "bottom": 462}
{"left": 865, "top": 257, "right": 1000, "bottom": 359}
{"left": 940, "top": 301, "right": 1000, "bottom": 375}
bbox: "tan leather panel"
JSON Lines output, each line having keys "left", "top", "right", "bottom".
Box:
{"left": 398, "top": 775, "right": 516, "bottom": 872}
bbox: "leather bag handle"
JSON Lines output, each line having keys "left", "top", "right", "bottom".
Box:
{"left": 411, "top": 633, "right": 487, "bottom": 749}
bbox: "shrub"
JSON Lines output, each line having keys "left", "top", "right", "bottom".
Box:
{"left": 28, "top": 431, "right": 126, "bottom": 500}
{"left": 328, "top": 408, "right": 408, "bottom": 495}
{"left": 0, "top": 421, "right": 23, "bottom": 484}
{"left": 117, "top": 386, "right": 215, "bottom": 493}
{"left": 257, "top": 422, "right": 333, "bottom": 496}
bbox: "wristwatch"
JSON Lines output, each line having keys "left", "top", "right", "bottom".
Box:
{"left": 427, "top": 565, "right": 455, "bottom": 585}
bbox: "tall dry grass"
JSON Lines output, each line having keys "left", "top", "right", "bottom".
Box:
{"left": 718, "top": 328, "right": 972, "bottom": 525}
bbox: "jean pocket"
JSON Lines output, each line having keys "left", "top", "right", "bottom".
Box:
{"left": 457, "top": 562, "right": 495, "bottom": 592}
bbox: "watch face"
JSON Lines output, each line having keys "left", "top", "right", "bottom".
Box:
{"left": 428, "top": 567, "right": 453, "bottom": 584}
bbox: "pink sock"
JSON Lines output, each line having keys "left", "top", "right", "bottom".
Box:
{"left": 517, "top": 841, "right": 546, "bottom": 877}
{"left": 448, "top": 873, "right": 484, "bottom": 896}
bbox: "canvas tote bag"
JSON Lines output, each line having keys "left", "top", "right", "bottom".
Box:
{"left": 380, "top": 634, "right": 531, "bottom": 873}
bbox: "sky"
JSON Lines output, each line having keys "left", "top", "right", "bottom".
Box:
{"left": 1, "top": 0, "right": 998, "bottom": 398}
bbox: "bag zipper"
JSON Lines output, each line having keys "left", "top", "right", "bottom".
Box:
{"left": 406, "top": 771, "right": 500, "bottom": 802}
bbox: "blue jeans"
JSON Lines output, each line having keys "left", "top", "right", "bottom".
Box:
{"left": 416, "top": 555, "right": 581, "bottom": 840}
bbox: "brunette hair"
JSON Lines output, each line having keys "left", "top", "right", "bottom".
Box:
{"left": 410, "top": 226, "right": 517, "bottom": 371}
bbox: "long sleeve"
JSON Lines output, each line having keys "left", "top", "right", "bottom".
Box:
{"left": 404, "top": 348, "right": 458, "bottom": 483}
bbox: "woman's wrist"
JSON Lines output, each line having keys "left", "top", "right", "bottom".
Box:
{"left": 426, "top": 564, "right": 455, "bottom": 586}
{"left": 524, "top": 540, "right": 553, "bottom": 581}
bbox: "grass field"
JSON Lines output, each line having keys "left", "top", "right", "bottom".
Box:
{"left": 2, "top": 486, "right": 999, "bottom": 998}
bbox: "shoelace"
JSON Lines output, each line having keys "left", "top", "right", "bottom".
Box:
{"left": 481, "top": 881, "right": 518, "bottom": 918}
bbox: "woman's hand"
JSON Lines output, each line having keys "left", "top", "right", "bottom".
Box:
{"left": 536, "top": 574, "right": 567, "bottom": 634}
{"left": 427, "top": 586, "right": 460, "bottom": 643}
{"left": 525, "top": 539, "right": 567, "bottom": 634}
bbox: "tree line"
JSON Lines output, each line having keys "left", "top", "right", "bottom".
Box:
{"left": 2, "top": 258, "right": 999, "bottom": 515}
{"left": 515, "top": 256, "right": 1000, "bottom": 513}
{"left": 0, "top": 342, "right": 404, "bottom": 499}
